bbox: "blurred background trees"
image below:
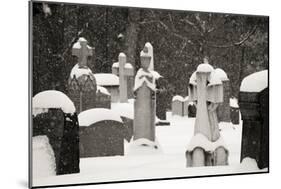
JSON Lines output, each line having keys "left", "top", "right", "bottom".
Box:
{"left": 32, "top": 2, "right": 268, "bottom": 107}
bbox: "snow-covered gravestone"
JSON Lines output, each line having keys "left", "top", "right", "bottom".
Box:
{"left": 72, "top": 37, "right": 93, "bottom": 68}
{"left": 112, "top": 53, "right": 134, "bottom": 103}
{"left": 32, "top": 90, "right": 80, "bottom": 175}
{"left": 69, "top": 37, "right": 97, "bottom": 113}
{"left": 186, "top": 62, "right": 229, "bottom": 167}
{"left": 171, "top": 95, "right": 190, "bottom": 117}
{"left": 133, "top": 46, "right": 157, "bottom": 142}
{"left": 78, "top": 108, "right": 125, "bottom": 157}
{"left": 215, "top": 68, "right": 231, "bottom": 122}
{"left": 239, "top": 70, "right": 268, "bottom": 169}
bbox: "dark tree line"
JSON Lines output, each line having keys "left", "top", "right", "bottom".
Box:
{"left": 32, "top": 2, "right": 268, "bottom": 106}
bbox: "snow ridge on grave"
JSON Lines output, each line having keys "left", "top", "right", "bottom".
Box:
{"left": 208, "top": 69, "right": 223, "bottom": 86}
{"left": 94, "top": 73, "right": 119, "bottom": 86}
{"left": 111, "top": 99, "right": 134, "bottom": 119}
{"left": 240, "top": 70, "right": 268, "bottom": 92}
{"left": 32, "top": 135, "right": 56, "bottom": 178}
{"left": 172, "top": 95, "right": 189, "bottom": 102}
{"left": 134, "top": 69, "right": 156, "bottom": 91}
{"left": 126, "top": 138, "right": 162, "bottom": 155}
{"left": 186, "top": 133, "right": 228, "bottom": 152}
{"left": 33, "top": 90, "right": 76, "bottom": 116}
{"left": 96, "top": 86, "right": 110, "bottom": 96}
{"left": 197, "top": 63, "right": 214, "bottom": 73}
{"left": 78, "top": 108, "right": 123, "bottom": 126}
{"left": 230, "top": 97, "right": 239, "bottom": 108}
{"left": 70, "top": 64, "right": 94, "bottom": 79}
{"left": 72, "top": 37, "right": 93, "bottom": 50}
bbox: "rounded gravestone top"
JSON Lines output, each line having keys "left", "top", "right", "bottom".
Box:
{"left": 208, "top": 69, "right": 223, "bottom": 86}
{"left": 172, "top": 95, "right": 184, "bottom": 102}
{"left": 33, "top": 90, "right": 76, "bottom": 116}
{"left": 240, "top": 70, "right": 268, "bottom": 92}
{"left": 215, "top": 68, "right": 229, "bottom": 81}
{"left": 70, "top": 64, "right": 94, "bottom": 79}
{"left": 94, "top": 73, "right": 119, "bottom": 86}
{"left": 78, "top": 108, "right": 123, "bottom": 126}
{"left": 197, "top": 63, "right": 214, "bottom": 73}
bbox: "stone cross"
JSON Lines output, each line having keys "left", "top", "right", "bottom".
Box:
{"left": 116, "top": 53, "right": 134, "bottom": 103}
{"left": 72, "top": 37, "right": 93, "bottom": 68}
{"left": 186, "top": 62, "right": 228, "bottom": 167}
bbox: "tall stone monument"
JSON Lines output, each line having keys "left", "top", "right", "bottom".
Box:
{"left": 112, "top": 53, "right": 134, "bottom": 102}
{"left": 68, "top": 37, "right": 97, "bottom": 113}
{"left": 239, "top": 70, "right": 268, "bottom": 169}
{"left": 186, "top": 60, "right": 229, "bottom": 167}
{"left": 133, "top": 46, "right": 157, "bottom": 141}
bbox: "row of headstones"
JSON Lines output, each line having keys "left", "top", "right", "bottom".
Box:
{"left": 32, "top": 41, "right": 161, "bottom": 176}
{"left": 32, "top": 90, "right": 135, "bottom": 176}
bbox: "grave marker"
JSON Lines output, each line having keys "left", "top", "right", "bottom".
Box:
{"left": 186, "top": 61, "right": 229, "bottom": 167}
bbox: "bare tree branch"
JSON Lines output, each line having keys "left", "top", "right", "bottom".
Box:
{"left": 207, "top": 25, "right": 257, "bottom": 48}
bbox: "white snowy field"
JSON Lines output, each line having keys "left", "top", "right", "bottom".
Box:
{"left": 33, "top": 111, "right": 267, "bottom": 187}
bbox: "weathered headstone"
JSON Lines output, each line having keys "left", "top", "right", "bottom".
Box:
{"left": 94, "top": 73, "right": 120, "bottom": 102}
{"left": 133, "top": 46, "right": 157, "bottom": 142}
{"left": 186, "top": 61, "right": 229, "bottom": 167}
{"left": 215, "top": 68, "right": 231, "bottom": 122}
{"left": 69, "top": 37, "right": 97, "bottom": 113}
{"left": 32, "top": 90, "right": 80, "bottom": 175}
{"left": 171, "top": 95, "right": 190, "bottom": 117}
{"left": 172, "top": 95, "right": 185, "bottom": 116}
{"left": 78, "top": 108, "right": 125, "bottom": 157}
{"left": 112, "top": 53, "right": 134, "bottom": 102}
{"left": 95, "top": 86, "right": 111, "bottom": 109}
{"left": 239, "top": 70, "right": 268, "bottom": 169}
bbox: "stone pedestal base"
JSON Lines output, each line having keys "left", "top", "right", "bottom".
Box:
{"left": 185, "top": 134, "right": 228, "bottom": 167}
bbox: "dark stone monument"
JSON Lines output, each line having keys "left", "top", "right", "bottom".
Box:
{"left": 32, "top": 90, "right": 80, "bottom": 175}
{"left": 239, "top": 70, "right": 269, "bottom": 169}
{"left": 78, "top": 108, "right": 125, "bottom": 157}
{"left": 230, "top": 98, "right": 240, "bottom": 125}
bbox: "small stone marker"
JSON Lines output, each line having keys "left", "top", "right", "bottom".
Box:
{"left": 186, "top": 60, "right": 229, "bottom": 167}
{"left": 112, "top": 53, "right": 134, "bottom": 103}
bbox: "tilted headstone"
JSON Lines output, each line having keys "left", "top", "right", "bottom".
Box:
{"left": 215, "top": 68, "right": 231, "bottom": 122}
{"left": 133, "top": 46, "right": 157, "bottom": 142}
{"left": 112, "top": 53, "right": 134, "bottom": 102}
{"left": 78, "top": 108, "right": 125, "bottom": 157}
{"left": 186, "top": 61, "right": 229, "bottom": 167}
{"left": 239, "top": 70, "right": 268, "bottom": 169}
{"left": 32, "top": 90, "right": 80, "bottom": 175}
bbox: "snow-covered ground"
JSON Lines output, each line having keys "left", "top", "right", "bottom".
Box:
{"left": 33, "top": 111, "right": 267, "bottom": 187}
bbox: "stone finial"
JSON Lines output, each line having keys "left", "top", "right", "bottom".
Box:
{"left": 72, "top": 37, "right": 93, "bottom": 68}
